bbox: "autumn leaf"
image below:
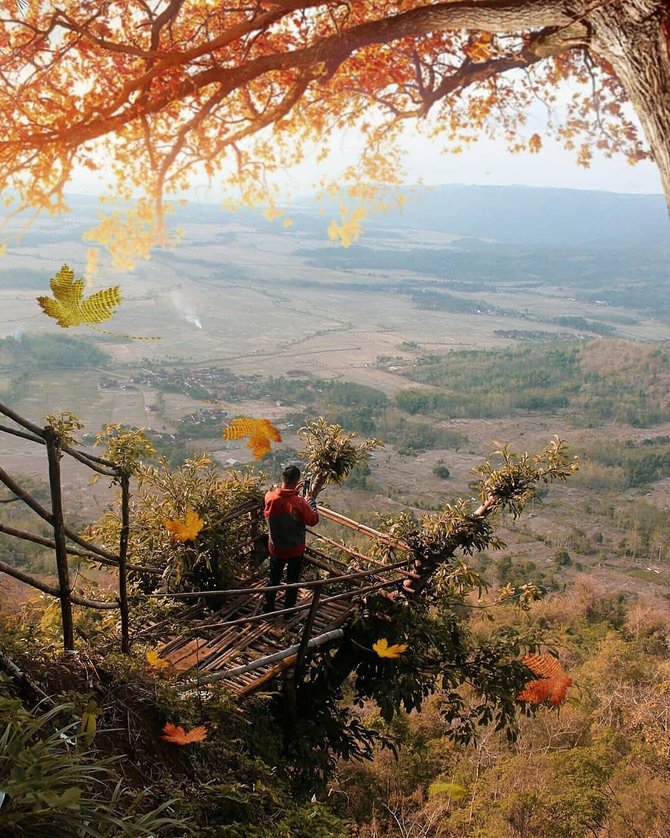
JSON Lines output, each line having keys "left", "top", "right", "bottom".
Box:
{"left": 145, "top": 649, "right": 170, "bottom": 670}
{"left": 517, "top": 653, "right": 573, "bottom": 706}
{"left": 465, "top": 31, "right": 493, "bottom": 62}
{"left": 37, "top": 264, "right": 121, "bottom": 328}
{"left": 327, "top": 205, "right": 367, "bottom": 248}
{"left": 223, "top": 417, "right": 282, "bottom": 459}
{"left": 163, "top": 509, "right": 205, "bottom": 542}
{"left": 78, "top": 698, "right": 100, "bottom": 747}
{"left": 161, "top": 722, "right": 207, "bottom": 745}
{"left": 372, "top": 638, "right": 408, "bottom": 659}
{"left": 528, "top": 133, "right": 543, "bottom": 153}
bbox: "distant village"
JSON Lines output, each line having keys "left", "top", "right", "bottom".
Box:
{"left": 99, "top": 365, "right": 263, "bottom": 402}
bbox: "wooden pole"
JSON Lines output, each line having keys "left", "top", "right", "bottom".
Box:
{"left": 293, "top": 588, "right": 321, "bottom": 688}
{"left": 0, "top": 423, "right": 44, "bottom": 445}
{"left": 316, "top": 505, "right": 410, "bottom": 551}
{"left": 307, "top": 529, "right": 391, "bottom": 567}
{"left": 118, "top": 474, "right": 131, "bottom": 654}
{"left": 151, "top": 556, "right": 411, "bottom": 599}
{"left": 190, "top": 574, "right": 407, "bottom": 632}
{"left": 0, "top": 400, "right": 45, "bottom": 437}
{"left": 0, "top": 464, "right": 121, "bottom": 563}
{"left": 0, "top": 511, "right": 160, "bottom": 574}
{"left": 44, "top": 426, "right": 74, "bottom": 652}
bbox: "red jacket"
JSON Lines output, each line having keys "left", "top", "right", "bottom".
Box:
{"left": 264, "top": 487, "right": 319, "bottom": 559}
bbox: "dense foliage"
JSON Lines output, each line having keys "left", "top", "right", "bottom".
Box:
{"left": 91, "top": 455, "right": 263, "bottom": 592}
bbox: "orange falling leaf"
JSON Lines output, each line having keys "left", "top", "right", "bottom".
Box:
{"left": 223, "top": 417, "right": 282, "bottom": 459}
{"left": 372, "top": 638, "right": 409, "bottom": 659}
{"left": 518, "top": 653, "right": 573, "bottom": 706}
{"left": 161, "top": 722, "right": 207, "bottom": 745}
{"left": 163, "top": 509, "right": 204, "bottom": 542}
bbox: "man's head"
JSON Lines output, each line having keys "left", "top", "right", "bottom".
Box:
{"left": 281, "top": 465, "right": 301, "bottom": 488}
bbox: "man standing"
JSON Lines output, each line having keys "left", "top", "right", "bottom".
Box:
{"left": 262, "top": 465, "right": 319, "bottom": 616}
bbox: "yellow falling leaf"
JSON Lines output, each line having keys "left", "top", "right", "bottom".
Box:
{"left": 163, "top": 509, "right": 205, "bottom": 542}
{"left": 372, "top": 638, "right": 408, "bottom": 659}
{"left": 0, "top": 243, "right": 7, "bottom": 255}
{"left": 283, "top": 218, "right": 294, "bottom": 228}
{"left": 37, "top": 263, "right": 121, "bottom": 328}
{"left": 36, "top": 263, "right": 160, "bottom": 339}
{"left": 85, "top": 247, "right": 99, "bottom": 287}
{"left": 145, "top": 649, "right": 170, "bottom": 670}
{"left": 223, "top": 417, "right": 282, "bottom": 459}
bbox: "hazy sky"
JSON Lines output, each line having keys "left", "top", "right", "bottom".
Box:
{"left": 281, "top": 127, "right": 663, "bottom": 196}
{"left": 70, "top": 124, "right": 664, "bottom": 203}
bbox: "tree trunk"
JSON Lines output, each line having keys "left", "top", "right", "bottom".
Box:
{"left": 590, "top": 1, "right": 670, "bottom": 211}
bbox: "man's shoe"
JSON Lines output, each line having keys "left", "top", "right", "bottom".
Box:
{"left": 261, "top": 603, "right": 275, "bottom": 615}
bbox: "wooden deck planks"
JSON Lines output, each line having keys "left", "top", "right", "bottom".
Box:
{"left": 151, "top": 550, "right": 401, "bottom": 695}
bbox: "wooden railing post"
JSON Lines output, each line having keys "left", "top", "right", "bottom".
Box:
{"left": 118, "top": 474, "right": 130, "bottom": 654}
{"left": 44, "top": 426, "right": 74, "bottom": 652}
{"left": 293, "top": 588, "right": 321, "bottom": 689}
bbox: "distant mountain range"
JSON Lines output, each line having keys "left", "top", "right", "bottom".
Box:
{"left": 26, "top": 183, "right": 670, "bottom": 251}
{"left": 303, "top": 184, "right": 670, "bottom": 249}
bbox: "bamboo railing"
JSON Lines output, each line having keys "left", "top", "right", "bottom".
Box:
{"left": 0, "top": 400, "right": 146, "bottom": 652}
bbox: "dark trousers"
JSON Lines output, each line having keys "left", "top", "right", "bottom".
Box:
{"left": 265, "top": 554, "right": 303, "bottom": 610}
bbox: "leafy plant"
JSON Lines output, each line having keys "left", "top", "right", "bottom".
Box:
{"left": 45, "top": 411, "right": 85, "bottom": 447}
{"left": 90, "top": 456, "right": 263, "bottom": 592}
{"left": 298, "top": 418, "right": 383, "bottom": 497}
{"left": 0, "top": 697, "right": 186, "bottom": 836}
{"left": 95, "top": 423, "right": 155, "bottom": 477}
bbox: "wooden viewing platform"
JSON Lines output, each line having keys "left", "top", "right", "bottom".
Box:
{"left": 142, "top": 507, "right": 413, "bottom": 696}
{"left": 0, "top": 399, "right": 414, "bottom": 693}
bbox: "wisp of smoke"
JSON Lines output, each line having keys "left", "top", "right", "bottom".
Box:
{"left": 168, "top": 290, "right": 203, "bottom": 330}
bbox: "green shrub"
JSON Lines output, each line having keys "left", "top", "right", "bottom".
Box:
{"left": 0, "top": 698, "right": 186, "bottom": 837}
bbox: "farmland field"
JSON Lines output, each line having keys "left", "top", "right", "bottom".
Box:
{"left": 2, "top": 186, "right": 670, "bottom": 604}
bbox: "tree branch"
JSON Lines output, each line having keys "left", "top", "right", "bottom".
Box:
{"left": 8, "top": 0, "right": 582, "bottom": 150}
{"left": 0, "top": 557, "right": 119, "bottom": 609}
